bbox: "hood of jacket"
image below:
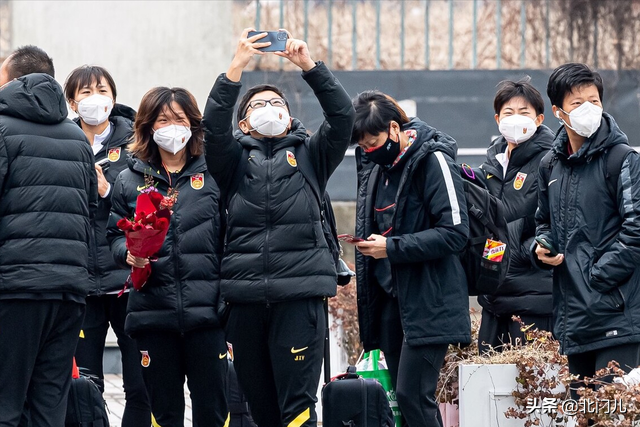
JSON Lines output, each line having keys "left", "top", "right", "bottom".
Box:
{"left": 110, "top": 103, "right": 136, "bottom": 121}
{"left": 552, "top": 113, "right": 628, "bottom": 164}
{"left": 0, "top": 73, "right": 68, "bottom": 124}
{"left": 401, "top": 117, "right": 457, "bottom": 165}
{"left": 234, "top": 117, "right": 309, "bottom": 153}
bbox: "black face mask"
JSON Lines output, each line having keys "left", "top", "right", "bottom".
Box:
{"left": 364, "top": 134, "right": 401, "bottom": 166}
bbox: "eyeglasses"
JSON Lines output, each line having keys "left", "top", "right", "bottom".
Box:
{"left": 247, "top": 98, "right": 287, "bottom": 109}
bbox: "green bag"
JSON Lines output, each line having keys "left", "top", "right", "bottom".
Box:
{"left": 356, "top": 350, "right": 402, "bottom": 427}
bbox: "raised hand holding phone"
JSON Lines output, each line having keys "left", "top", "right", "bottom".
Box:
{"left": 273, "top": 29, "right": 316, "bottom": 72}
{"left": 226, "top": 28, "right": 272, "bottom": 82}
{"left": 247, "top": 30, "right": 288, "bottom": 52}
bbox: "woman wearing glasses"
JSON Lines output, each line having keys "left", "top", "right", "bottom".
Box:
{"left": 203, "top": 28, "right": 355, "bottom": 427}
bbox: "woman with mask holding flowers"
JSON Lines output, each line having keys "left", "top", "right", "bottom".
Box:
{"left": 534, "top": 63, "right": 640, "bottom": 396}
{"left": 107, "top": 87, "right": 227, "bottom": 427}
{"left": 64, "top": 65, "right": 150, "bottom": 427}
{"left": 352, "top": 90, "right": 469, "bottom": 427}
{"left": 203, "top": 29, "right": 354, "bottom": 427}
{"left": 475, "top": 78, "right": 555, "bottom": 354}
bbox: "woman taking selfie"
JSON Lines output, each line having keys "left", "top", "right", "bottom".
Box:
{"left": 203, "top": 28, "right": 354, "bottom": 427}
{"left": 107, "top": 87, "right": 227, "bottom": 427}
{"left": 64, "top": 65, "right": 150, "bottom": 427}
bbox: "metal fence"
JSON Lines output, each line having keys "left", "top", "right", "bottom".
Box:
{"left": 240, "top": 0, "right": 640, "bottom": 71}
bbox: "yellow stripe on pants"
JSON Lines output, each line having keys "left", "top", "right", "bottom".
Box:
{"left": 151, "top": 414, "right": 161, "bottom": 427}
{"left": 287, "top": 408, "right": 310, "bottom": 427}
{"left": 223, "top": 413, "right": 230, "bottom": 427}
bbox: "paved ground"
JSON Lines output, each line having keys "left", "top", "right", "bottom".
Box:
{"left": 104, "top": 374, "right": 193, "bottom": 427}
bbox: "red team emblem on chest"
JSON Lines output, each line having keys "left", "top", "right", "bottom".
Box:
{"left": 190, "top": 173, "right": 204, "bottom": 190}
{"left": 513, "top": 172, "right": 527, "bottom": 190}
{"left": 140, "top": 351, "right": 151, "bottom": 367}
{"left": 286, "top": 150, "right": 297, "bottom": 167}
{"left": 108, "top": 148, "right": 121, "bottom": 162}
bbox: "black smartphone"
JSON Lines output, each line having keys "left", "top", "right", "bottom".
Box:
{"left": 96, "top": 157, "right": 110, "bottom": 171}
{"left": 248, "top": 30, "right": 288, "bottom": 52}
{"left": 535, "top": 237, "right": 558, "bottom": 257}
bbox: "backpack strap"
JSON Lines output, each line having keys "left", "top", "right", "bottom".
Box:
{"left": 604, "top": 143, "right": 634, "bottom": 202}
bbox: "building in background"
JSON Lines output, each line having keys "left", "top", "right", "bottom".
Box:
{"left": 1, "top": 0, "right": 233, "bottom": 110}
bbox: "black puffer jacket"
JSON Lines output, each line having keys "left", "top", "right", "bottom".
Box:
{"left": 0, "top": 73, "right": 97, "bottom": 298}
{"left": 76, "top": 106, "right": 135, "bottom": 295}
{"left": 203, "top": 62, "right": 355, "bottom": 304}
{"left": 356, "top": 119, "right": 471, "bottom": 350}
{"left": 478, "top": 126, "right": 554, "bottom": 316}
{"left": 106, "top": 156, "right": 223, "bottom": 337}
{"left": 534, "top": 113, "right": 640, "bottom": 355}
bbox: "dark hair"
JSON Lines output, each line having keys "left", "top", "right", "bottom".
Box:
{"left": 6, "top": 45, "right": 54, "bottom": 79}
{"left": 547, "top": 63, "right": 604, "bottom": 108}
{"left": 236, "top": 84, "right": 289, "bottom": 123}
{"left": 493, "top": 77, "right": 544, "bottom": 115}
{"left": 64, "top": 65, "right": 117, "bottom": 101}
{"left": 129, "top": 87, "right": 204, "bottom": 163}
{"left": 351, "top": 90, "right": 411, "bottom": 144}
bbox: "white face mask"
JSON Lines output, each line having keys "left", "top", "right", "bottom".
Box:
{"left": 559, "top": 101, "right": 603, "bottom": 138}
{"left": 248, "top": 104, "right": 290, "bottom": 137}
{"left": 498, "top": 114, "right": 537, "bottom": 145}
{"left": 153, "top": 125, "right": 192, "bottom": 155}
{"left": 75, "top": 94, "right": 113, "bottom": 126}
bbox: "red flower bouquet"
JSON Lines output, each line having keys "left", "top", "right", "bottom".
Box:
{"left": 116, "top": 180, "right": 178, "bottom": 293}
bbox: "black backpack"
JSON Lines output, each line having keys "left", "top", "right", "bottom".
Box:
{"left": 457, "top": 164, "right": 510, "bottom": 296}
{"left": 227, "top": 142, "right": 348, "bottom": 285}
{"left": 65, "top": 370, "right": 109, "bottom": 427}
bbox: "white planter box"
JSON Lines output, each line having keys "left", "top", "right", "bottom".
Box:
{"left": 458, "top": 364, "right": 574, "bottom": 427}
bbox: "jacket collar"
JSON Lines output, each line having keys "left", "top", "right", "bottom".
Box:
{"left": 552, "top": 113, "right": 628, "bottom": 163}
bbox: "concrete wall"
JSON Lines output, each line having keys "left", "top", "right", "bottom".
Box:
{"left": 10, "top": 0, "right": 234, "bottom": 111}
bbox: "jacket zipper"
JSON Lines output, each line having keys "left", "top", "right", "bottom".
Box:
{"left": 172, "top": 180, "right": 185, "bottom": 335}
{"left": 264, "top": 145, "right": 272, "bottom": 306}
{"left": 91, "top": 222, "right": 101, "bottom": 295}
{"left": 561, "top": 165, "right": 572, "bottom": 351}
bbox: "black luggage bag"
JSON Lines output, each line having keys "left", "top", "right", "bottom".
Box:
{"left": 322, "top": 365, "right": 394, "bottom": 427}
{"left": 65, "top": 370, "right": 109, "bottom": 427}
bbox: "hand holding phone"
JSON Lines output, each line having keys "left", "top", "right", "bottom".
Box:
{"left": 338, "top": 234, "right": 365, "bottom": 244}
{"left": 535, "top": 236, "right": 558, "bottom": 257}
{"left": 247, "top": 30, "right": 288, "bottom": 52}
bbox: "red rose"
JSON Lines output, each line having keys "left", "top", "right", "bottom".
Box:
{"left": 148, "top": 191, "right": 164, "bottom": 209}
{"left": 117, "top": 218, "right": 133, "bottom": 231}
{"left": 156, "top": 217, "right": 169, "bottom": 231}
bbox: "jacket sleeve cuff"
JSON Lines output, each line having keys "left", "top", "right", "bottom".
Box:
{"left": 301, "top": 61, "right": 330, "bottom": 86}
{"left": 212, "top": 73, "right": 243, "bottom": 107}
{"left": 530, "top": 238, "right": 553, "bottom": 270}
{"left": 589, "top": 275, "right": 611, "bottom": 293}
